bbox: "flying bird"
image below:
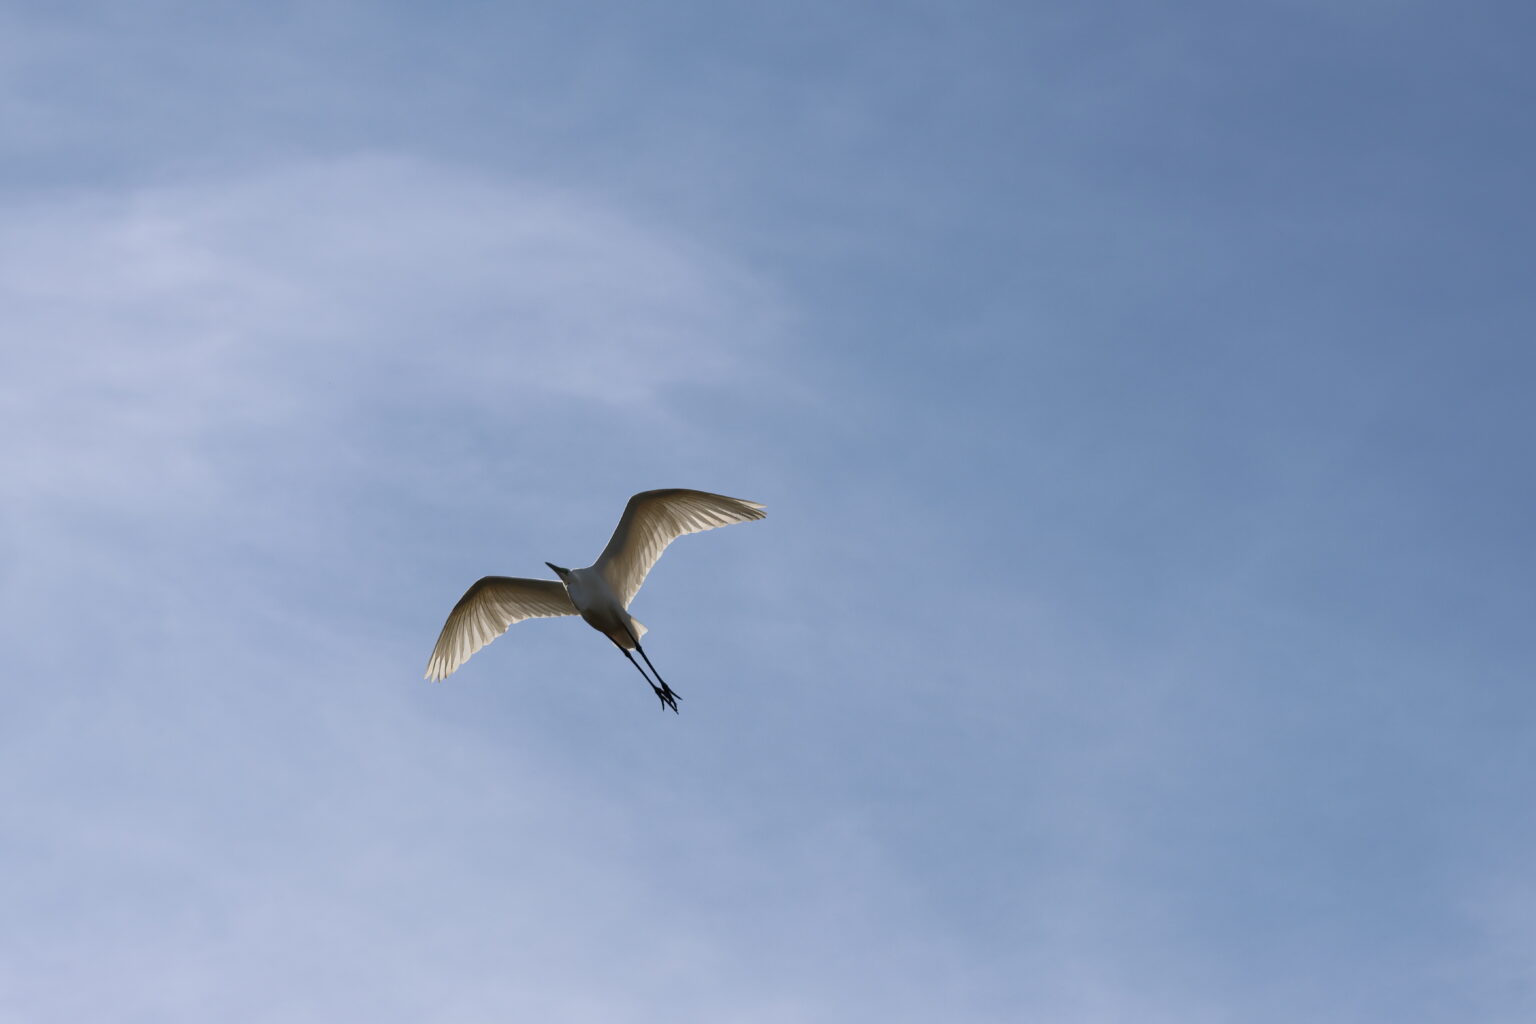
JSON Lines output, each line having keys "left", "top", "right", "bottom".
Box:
{"left": 425, "top": 488, "right": 766, "bottom": 712}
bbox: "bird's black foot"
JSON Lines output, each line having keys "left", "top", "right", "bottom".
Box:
{"left": 652, "top": 683, "right": 682, "bottom": 714}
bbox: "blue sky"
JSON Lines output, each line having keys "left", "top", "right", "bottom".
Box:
{"left": 3, "top": 2, "right": 1534, "bottom": 1021}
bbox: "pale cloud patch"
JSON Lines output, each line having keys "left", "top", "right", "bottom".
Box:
{"left": 0, "top": 155, "right": 783, "bottom": 520}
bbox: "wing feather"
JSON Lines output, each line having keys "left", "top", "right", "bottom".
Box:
{"left": 424, "top": 576, "right": 576, "bottom": 681}
{"left": 594, "top": 489, "right": 766, "bottom": 607}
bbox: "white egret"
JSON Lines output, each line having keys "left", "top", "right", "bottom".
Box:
{"left": 425, "top": 488, "right": 766, "bottom": 712}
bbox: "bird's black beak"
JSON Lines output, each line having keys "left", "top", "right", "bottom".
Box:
{"left": 545, "top": 562, "right": 563, "bottom": 575}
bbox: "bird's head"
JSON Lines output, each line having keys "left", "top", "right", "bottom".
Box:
{"left": 545, "top": 562, "right": 569, "bottom": 579}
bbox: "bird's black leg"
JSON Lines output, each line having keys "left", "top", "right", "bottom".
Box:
{"left": 632, "top": 643, "right": 682, "bottom": 709}
{"left": 621, "top": 647, "right": 679, "bottom": 713}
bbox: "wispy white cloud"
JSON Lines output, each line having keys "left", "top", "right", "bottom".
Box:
{"left": 1, "top": 155, "right": 785, "bottom": 509}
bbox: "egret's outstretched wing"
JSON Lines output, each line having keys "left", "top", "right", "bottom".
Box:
{"left": 425, "top": 576, "right": 576, "bottom": 681}
{"left": 595, "top": 489, "right": 766, "bottom": 608}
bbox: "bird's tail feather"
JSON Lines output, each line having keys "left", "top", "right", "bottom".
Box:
{"left": 609, "top": 617, "right": 647, "bottom": 649}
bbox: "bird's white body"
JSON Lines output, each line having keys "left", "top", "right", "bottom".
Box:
{"left": 555, "top": 565, "right": 646, "bottom": 649}
{"left": 425, "top": 488, "right": 765, "bottom": 711}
